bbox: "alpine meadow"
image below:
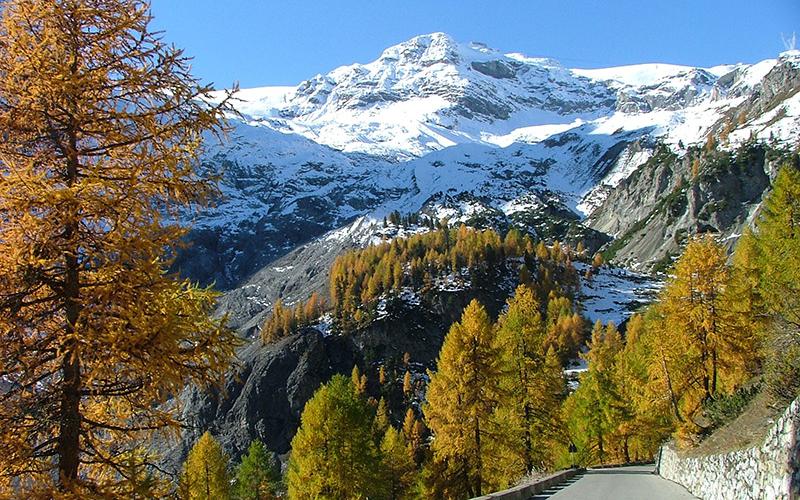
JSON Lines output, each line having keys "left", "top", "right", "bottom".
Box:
{"left": 1, "top": 0, "right": 799, "bottom": 498}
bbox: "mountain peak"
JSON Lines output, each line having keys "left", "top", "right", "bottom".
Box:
{"left": 378, "top": 32, "right": 461, "bottom": 66}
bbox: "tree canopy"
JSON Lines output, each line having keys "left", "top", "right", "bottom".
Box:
{"left": 0, "top": 0, "right": 237, "bottom": 494}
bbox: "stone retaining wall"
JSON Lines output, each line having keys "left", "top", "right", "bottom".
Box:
{"left": 657, "top": 397, "right": 800, "bottom": 500}
{"left": 471, "top": 468, "right": 582, "bottom": 500}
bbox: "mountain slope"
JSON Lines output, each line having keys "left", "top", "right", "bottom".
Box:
{"left": 184, "top": 36, "right": 799, "bottom": 292}
{"left": 165, "top": 36, "right": 800, "bottom": 473}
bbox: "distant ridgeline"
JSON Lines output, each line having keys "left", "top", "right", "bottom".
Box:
{"left": 262, "top": 225, "right": 597, "bottom": 364}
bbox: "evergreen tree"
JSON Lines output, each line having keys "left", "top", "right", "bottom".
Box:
{"left": 182, "top": 432, "right": 232, "bottom": 500}
{"left": 0, "top": 0, "right": 237, "bottom": 492}
{"left": 424, "top": 300, "right": 503, "bottom": 497}
{"left": 287, "top": 375, "right": 383, "bottom": 499}
{"left": 234, "top": 440, "right": 281, "bottom": 500}
{"left": 380, "top": 426, "right": 417, "bottom": 500}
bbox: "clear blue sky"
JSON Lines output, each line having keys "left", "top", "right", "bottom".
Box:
{"left": 149, "top": 0, "right": 799, "bottom": 89}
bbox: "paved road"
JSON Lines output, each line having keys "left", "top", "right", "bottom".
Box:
{"left": 530, "top": 465, "right": 696, "bottom": 499}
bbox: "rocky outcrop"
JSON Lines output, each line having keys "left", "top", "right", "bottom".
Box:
{"left": 165, "top": 330, "right": 361, "bottom": 472}
{"left": 587, "top": 143, "right": 782, "bottom": 271}
{"left": 657, "top": 397, "right": 800, "bottom": 500}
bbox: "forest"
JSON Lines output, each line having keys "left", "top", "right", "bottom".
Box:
{"left": 234, "top": 158, "right": 800, "bottom": 499}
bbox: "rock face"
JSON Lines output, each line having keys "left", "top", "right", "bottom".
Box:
{"left": 657, "top": 396, "right": 800, "bottom": 500}
{"left": 586, "top": 143, "right": 780, "bottom": 272}
{"left": 166, "top": 330, "right": 361, "bottom": 472}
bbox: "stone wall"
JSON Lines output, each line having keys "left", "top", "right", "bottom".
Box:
{"left": 657, "top": 397, "right": 800, "bottom": 500}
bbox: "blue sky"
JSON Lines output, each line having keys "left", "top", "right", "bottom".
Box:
{"left": 149, "top": 0, "right": 799, "bottom": 89}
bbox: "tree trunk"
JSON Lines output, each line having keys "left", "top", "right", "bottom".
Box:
{"left": 58, "top": 248, "right": 82, "bottom": 485}
{"left": 711, "top": 349, "right": 718, "bottom": 397}
{"left": 58, "top": 345, "right": 81, "bottom": 485}
{"left": 58, "top": 118, "right": 83, "bottom": 487}
{"left": 623, "top": 435, "right": 630, "bottom": 463}
{"left": 523, "top": 402, "right": 533, "bottom": 473}
{"left": 474, "top": 417, "right": 482, "bottom": 496}
{"left": 598, "top": 432, "right": 604, "bottom": 465}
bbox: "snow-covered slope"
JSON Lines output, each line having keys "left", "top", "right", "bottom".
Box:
{"left": 212, "top": 35, "right": 799, "bottom": 162}
{"left": 187, "top": 36, "right": 800, "bottom": 289}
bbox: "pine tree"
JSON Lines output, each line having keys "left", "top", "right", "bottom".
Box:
{"left": 424, "top": 300, "right": 503, "bottom": 497}
{"left": 287, "top": 375, "right": 383, "bottom": 499}
{"left": 0, "top": 0, "right": 237, "bottom": 492}
{"left": 182, "top": 432, "right": 232, "bottom": 500}
{"left": 380, "top": 426, "right": 417, "bottom": 500}
{"left": 233, "top": 440, "right": 281, "bottom": 500}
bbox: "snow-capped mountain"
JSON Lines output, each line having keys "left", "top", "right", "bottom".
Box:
{"left": 185, "top": 34, "right": 800, "bottom": 292}
{"left": 214, "top": 33, "right": 799, "bottom": 159}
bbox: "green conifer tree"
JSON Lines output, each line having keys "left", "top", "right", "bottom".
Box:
{"left": 233, "top": 440, "right": 280, "bottom": 500}
{"left": 287, "top": 375, "right": 383, "bottom": 499}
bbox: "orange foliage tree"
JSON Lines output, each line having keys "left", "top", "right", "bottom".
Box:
{"left": 0, "top": 0, "right": 237, "bottom": 494}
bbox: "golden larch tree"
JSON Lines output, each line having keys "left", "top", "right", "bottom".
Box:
{"left": 494, "top": 284, "right": 564, "bottom": 476}
{"left": 424, "top": 299, "right": 503, "bottom": 497}
{"left": 0, "top": 0, "right": 237, "bottom": 494}
{"left": 181, "top": 432, "right": 232, "bottom": 500}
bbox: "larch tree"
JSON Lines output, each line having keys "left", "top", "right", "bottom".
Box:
{"left": 181, "top": 432, "right": 232, "bottom": 500}
{"left": 286, "top": 375, "right": 383, "bottom": 500}
{"left": 424, "top": 299, "right": 503, "bottom": 497}
{"left": 718, "top": 228, "right": 764, "bottom": 377}
{"left": 380, "top": 426, "right": 417, "bottom": 500}
{"left": 753, "top": 162, "right": 800, "bottom": 326}
{"left": 751, "top": 161, "right": 800, "bottom": 400}
{"left": 0, "top": 0, "right": 237, "bottom": 494}
{"left": 567, "top": 321, "right": 623, "bottom": 464}
{"left": 660, "top": 235, "right": 732, "bottom": 411}
{"left": 494, "top": 284, "right": 564, "bottom": 476}
{"left": 610, "top": 314, "right": 671, "bottom": 462}
{"left": 233, "top": 439, "right": 281, "bottom": 500}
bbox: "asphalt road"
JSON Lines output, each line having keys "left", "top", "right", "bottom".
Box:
{"left": 530, "top": 465, "right": 696, "bottom": 499}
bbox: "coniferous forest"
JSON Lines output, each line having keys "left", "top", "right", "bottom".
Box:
{"left": 0, "top": 0, "right": 799, "bottom": 499}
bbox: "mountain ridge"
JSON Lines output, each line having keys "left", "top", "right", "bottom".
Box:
{"left": 183, "top": 34, "right": 800, "bottom": 291}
